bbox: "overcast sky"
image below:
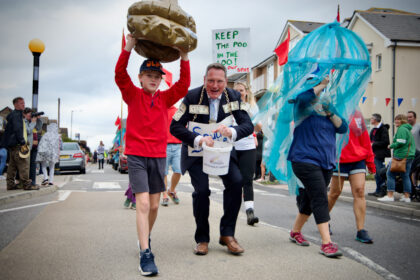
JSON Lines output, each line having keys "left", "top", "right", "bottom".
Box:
{"left": 1, "top": 0, "right": 419, "bottom": 150}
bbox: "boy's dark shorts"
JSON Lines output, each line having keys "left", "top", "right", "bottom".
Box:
{"left": 127, "top": 155, "right": 166, "bottom": 194}
{"left": 333, "top": 160, "right": 366, "bottom": 178}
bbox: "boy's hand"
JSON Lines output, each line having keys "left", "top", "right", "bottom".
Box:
{"left": 173, "top": 47, "right": 189, "bottom": 61}
{"left": 124, "top": 34, "right": 137, "bottom": 52}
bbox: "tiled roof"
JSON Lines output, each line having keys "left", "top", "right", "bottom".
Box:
{"left": 288, "top": 20, "right": 325, "bottom": 33}
{"left": 358, "top": 11, "right": 420, "bottom": 42}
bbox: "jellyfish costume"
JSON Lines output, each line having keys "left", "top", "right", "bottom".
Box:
{"left": 253, "top": 22, "right": 372, "bottom": 195}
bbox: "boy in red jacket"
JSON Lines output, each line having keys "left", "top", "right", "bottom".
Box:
{"left": 328, "top": 110, "right": 375, "bottom": 244}
{"left": 115, "top": 34, "right": 190, "bottom": 276}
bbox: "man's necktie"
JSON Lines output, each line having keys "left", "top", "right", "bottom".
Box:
{"left": 210, "top": 100, "right": 217, "bottom": 122}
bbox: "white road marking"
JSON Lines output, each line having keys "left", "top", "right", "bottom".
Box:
{"left": 253, "top": 189, "right": 267, "bottom": 193}
{"left": 260, "top": 193, "right": 287, "bottom": 197}
{"left": 343, "top": 247, "right": 400, "bottom": 280}
{"left": 90, "top": 170, "right": 105, "bottom": 174}
{"left": 209, "top": 187, "right": 223, "bottom": 194}
{"left": 57, "top": 190, "right": 72, "bottom": 201}
{"left": 92, "top": 182, "right": 121, "bottom": 189}
{"left": 72, "top": 178, "right": 91, "bottom": 182}
{"left": 0, "top": 201, "right": 59, "bottom": 213}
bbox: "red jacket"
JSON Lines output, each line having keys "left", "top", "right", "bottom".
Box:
{"left": 115, "top": 50, "right": 190, "bottom": 157}
{"left": 340, "top": 111, "right": 376, "bottom": 173}
{"left": 167, "top": 106, "right": 182, "bottom": 144}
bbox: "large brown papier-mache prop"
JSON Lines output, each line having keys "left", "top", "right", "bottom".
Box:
{"left": 127, "top": 0, "right": 197, "bottom": 62}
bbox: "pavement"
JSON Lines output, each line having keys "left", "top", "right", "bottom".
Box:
{"left": 0, "top": 173, "right": 69, "bottom": 206}
{"left": 0, "top": 182, "right": 381, "bottom": 279}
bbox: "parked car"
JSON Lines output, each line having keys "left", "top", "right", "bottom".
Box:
{"left": 59, "top": 142, "right": 86, "bottom": 174}
{"left": 118, "top": 153, "right": 128, "bottom": 173}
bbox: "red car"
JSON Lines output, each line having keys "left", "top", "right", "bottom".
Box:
{"left": 118, "top": 153, "right": 128, "bottom": 174}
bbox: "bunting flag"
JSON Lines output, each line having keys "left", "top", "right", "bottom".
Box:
{"left": 412, "top": 98, "right": 417, "bottom": 108}
{"left": 115, "top": 116, "right": 121, "bottom": 127}
{"left": 162, "top": 68, "right": 173, "bottom": 87}
{"left": 385, "top": 98, "right": 391, "bottom": 107}
{"left": 121, "top": 29, "right": 126, "bottom": 51}
{"left": 373, "top": 97, "right": 378, "bottom": 106}
{"left": 274, "top": 29, "right": 290, "bottom": 66}
{"left": 336, "top": 4, "right": 340, "bottom": 22}
{"left": 362, "top": 96, "right": 367, "bottom": 104}
{"left": 397, "top": 98, "right": 403, "bottom": 107}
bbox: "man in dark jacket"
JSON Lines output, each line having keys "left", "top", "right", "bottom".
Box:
{"left": 170, "top": 63, "right": 253, "bottom": 256}
{"left": 368, "top": 113, "right": 390, "bottom": 196}
{"left": 1, "top": 97, "right": 36, "bottom": 190}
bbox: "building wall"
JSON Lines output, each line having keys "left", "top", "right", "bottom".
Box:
{"left": 351, "top": 16, "right": 394, "bottom": 129}
{"left": 351, "top": 15, "right": 420, "bottom": 136}
{"left": 395, "top": 46, "right": 420, "bottom": 118}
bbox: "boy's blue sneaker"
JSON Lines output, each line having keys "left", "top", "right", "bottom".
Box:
{"left": 356, "top": 229, "right": 373, "bottom": 244}
{"left": 139, "top": 249, "right": 158, "bottom": 276}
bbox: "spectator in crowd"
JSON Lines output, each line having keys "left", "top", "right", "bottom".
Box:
{"left": 407, "top": 111, "right": 420, "bottom": 187}
{"left": 36, "top": 123, "right": 60, "bottom": 186}
{"left": 93, "top": 150, "right": 98, "bottom": 164}
{"left": 287, "top": 77, "right": 347, "bottom": 258}
{"left": 161, "top": 105, "right": 182, "bottom": 207}
{"left": 233, "top": 81, "right": 260, "bottom": 226}
{"left": 1, "top": 97, "right": 37, "bottom": 190}
{"left": 368, "top": 113, "right": 390, "bottom": 197}
{"left": 379, "top": 114, "right": 416, "bottom": 203}
{"left": 328, "top": 110, "right": 375, "bottom": 244}
{"left": 407, "top": 111, "right": 420, "bottom": 152}
{"left": 23, "top": 107, "right": 43, "bottom": 187}
{"left": 97, "top": 141, "right": 105, "bottom": 169}
{"left": 0, "top": 117, "right": 7, "bottom": 180}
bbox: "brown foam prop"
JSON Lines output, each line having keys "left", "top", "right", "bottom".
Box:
{"left": 127, "top": 0, "right": 197, "bottom": 62}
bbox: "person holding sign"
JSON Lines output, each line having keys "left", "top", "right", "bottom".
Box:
{"left": 115, "top": 33, "right": 190, "bottom": 276}
{"left": 170, "top": 63, "right": 253, "bottom": 256}
{"left": 233, "top": 81, "right": 260, "bottom": 226}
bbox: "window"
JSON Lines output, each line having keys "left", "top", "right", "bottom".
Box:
{"left": 376, "top": 54, "right": 382, "bottom": 71}
{"left": 61, "top": 143, "right": 80, "bottom": 151}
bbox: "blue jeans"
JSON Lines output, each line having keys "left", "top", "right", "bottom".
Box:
{"left": 374, "top": 158, "right": 385, "bottom": 193}
{"left": 0, "top": 148, "right": 7, "bottom": 175}
{"left": 386, "top": 158, "right": 413, "bottom": 193}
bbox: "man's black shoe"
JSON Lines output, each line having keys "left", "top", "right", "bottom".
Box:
{"left": 246, "top": 209, "right": 259, "bottom": 226}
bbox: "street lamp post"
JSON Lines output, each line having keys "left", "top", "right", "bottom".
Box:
{"left": 70, "top": 109, "right": 82, "bottom": 139}
{"left": 28, "top": 39, "right": 45, "bottom": 112}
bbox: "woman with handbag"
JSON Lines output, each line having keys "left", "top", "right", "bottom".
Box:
{"left": 378, "top": 114, "right": 416, "bottom": 202}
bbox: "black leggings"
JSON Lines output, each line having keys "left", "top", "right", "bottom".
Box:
{"left": 98, "top": 159, "right": 104, "bottom": 169}
{"left": 291, "top": 162, "right": 332, "bottom": 225}
{"left": 237, "top": 149, "right": 257, "bottom": 201}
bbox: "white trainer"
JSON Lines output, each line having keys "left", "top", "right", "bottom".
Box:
{"left": 378, "top": 196, "right": 394, "bottom": 202}
{"left": 399, "top": 197, "right": 411, "bottom": 203}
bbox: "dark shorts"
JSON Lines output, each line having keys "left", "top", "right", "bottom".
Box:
{"left": 127, "top": 155, "right": 166, "bottom": 194}
{"left": 333, "top": 160, "right": 366, "bottom": 177}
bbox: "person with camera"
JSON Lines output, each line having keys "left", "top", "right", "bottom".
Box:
{"left": 23, "top": 108, "right": 43, "bottom": 188}
{"left": 0, "top": 97, "right": 37, "bottom": 190}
